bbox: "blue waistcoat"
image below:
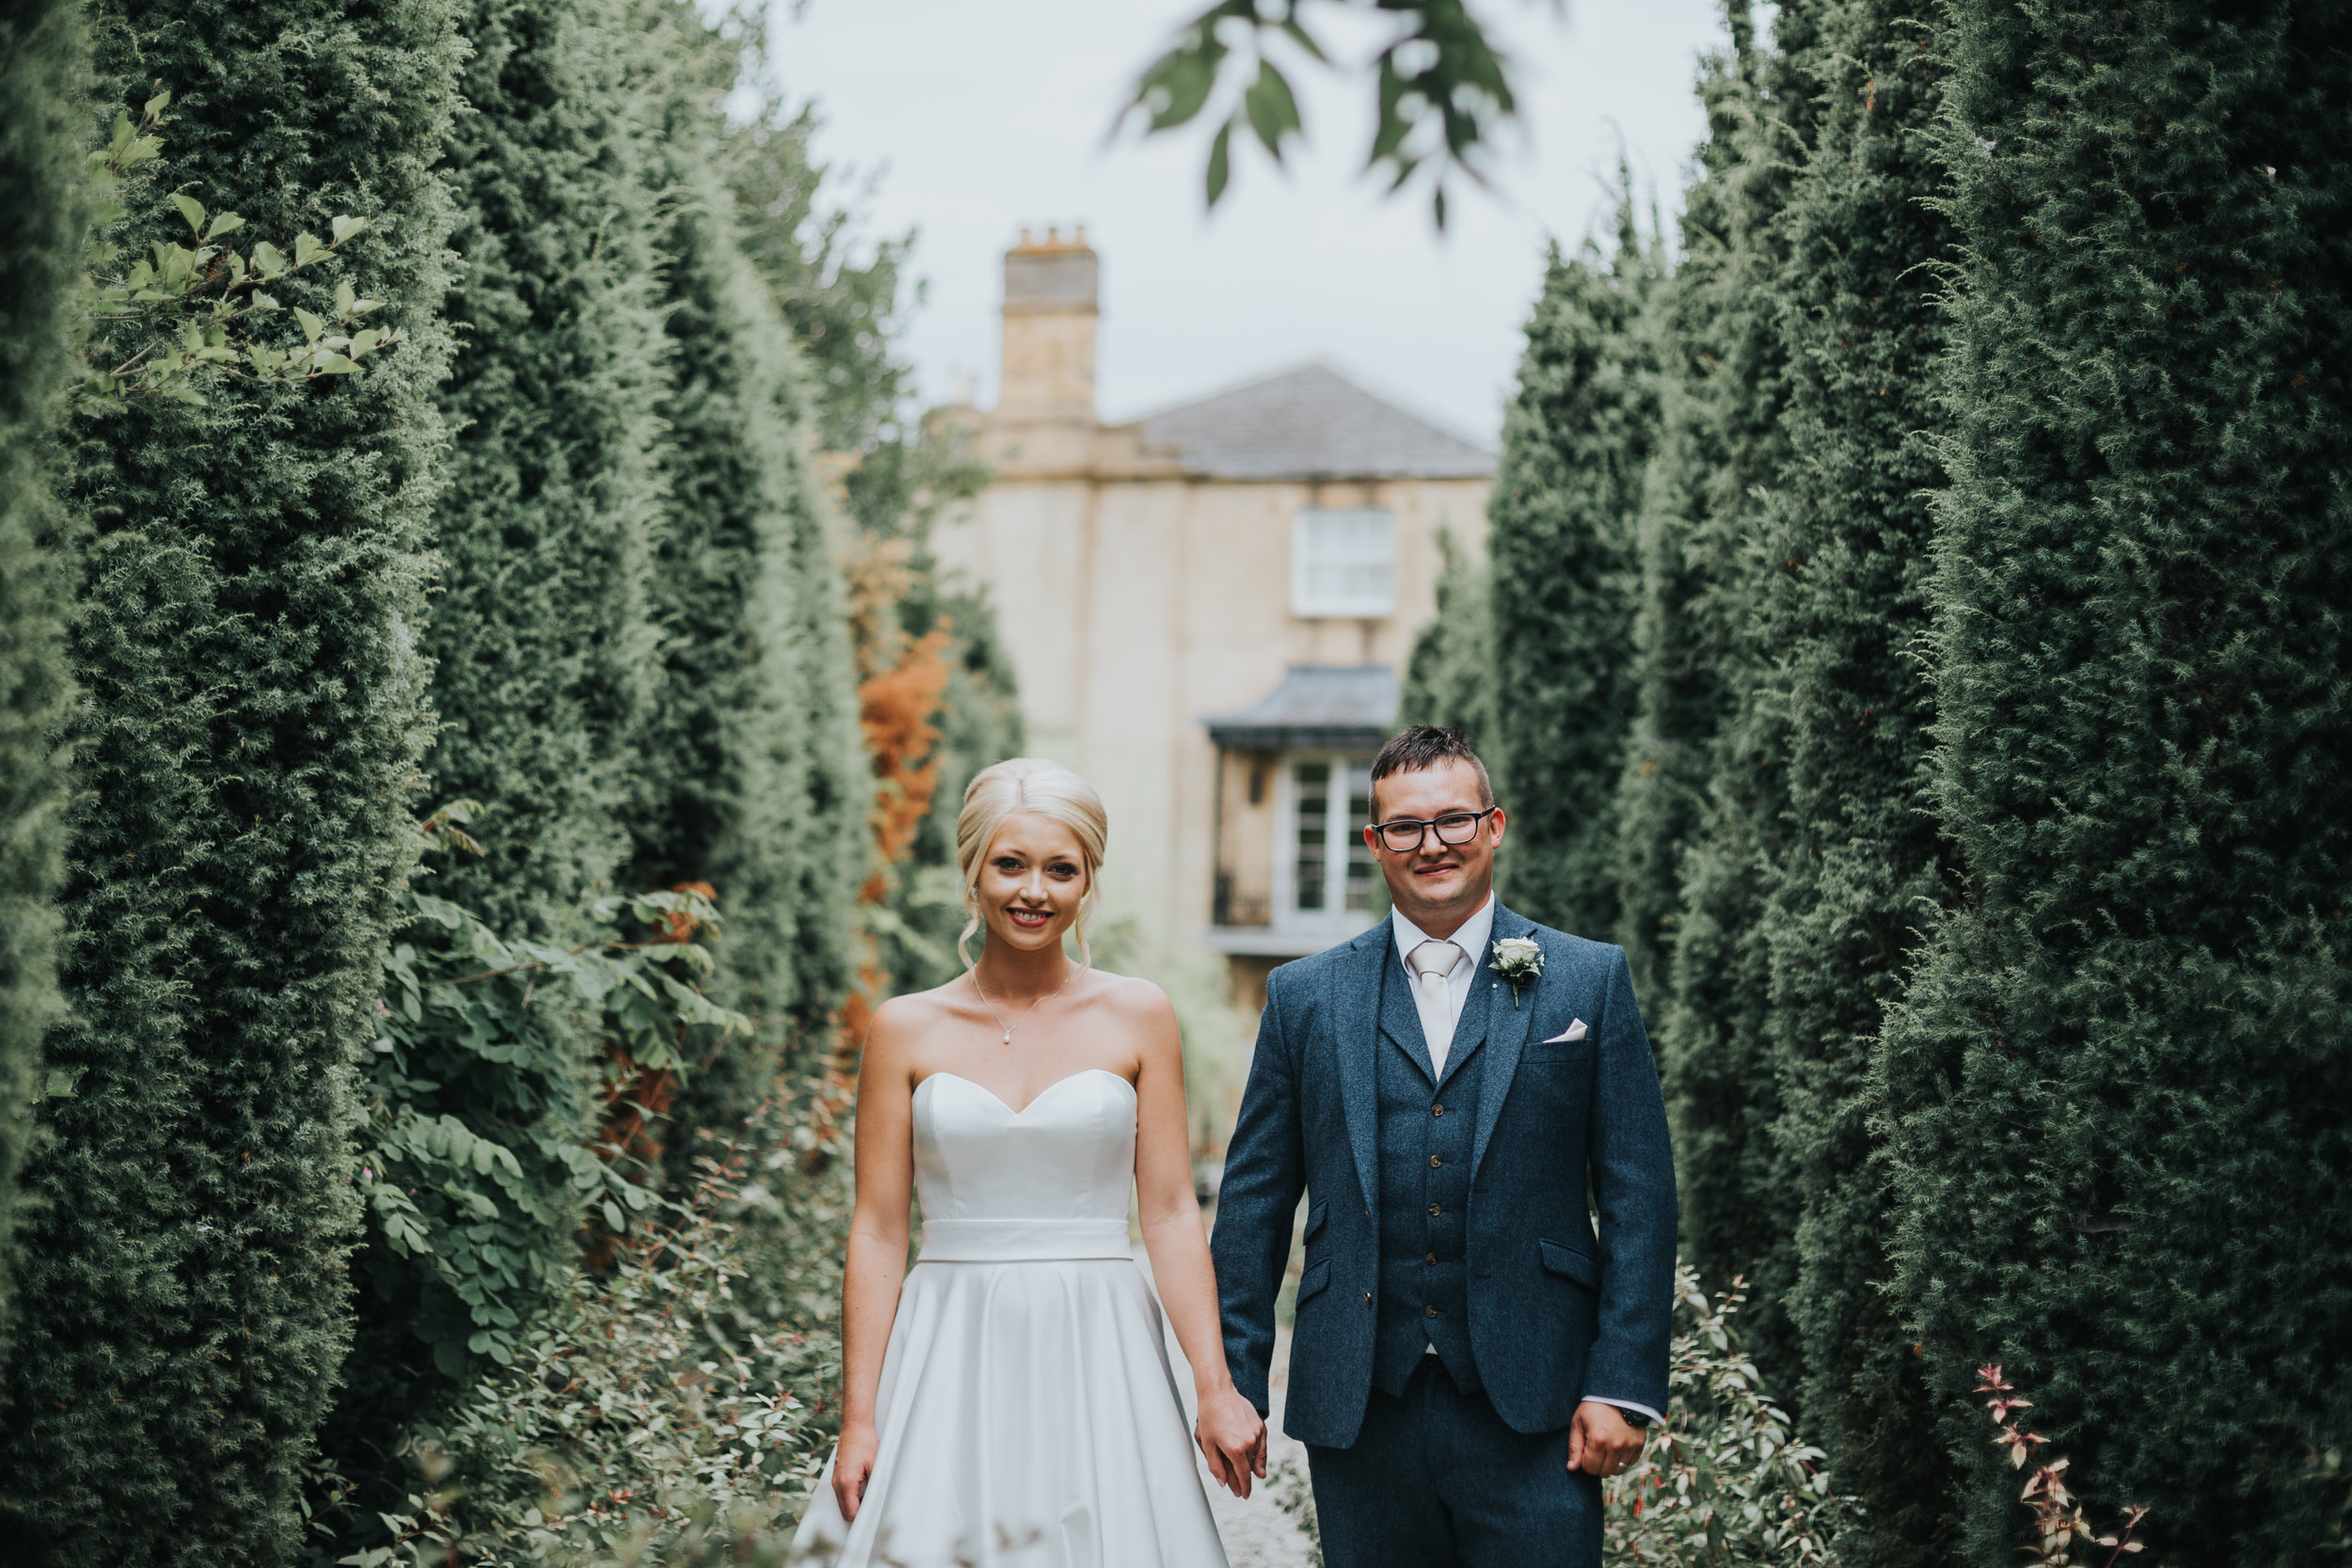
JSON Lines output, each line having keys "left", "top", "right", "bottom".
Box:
{"left": 1371, "top": 948, "right": 1493, "bottom": 1397}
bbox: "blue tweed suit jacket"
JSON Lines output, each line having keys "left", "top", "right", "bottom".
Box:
{"left": 1211, "top": 904, "right": 1677, "bottom": 1448}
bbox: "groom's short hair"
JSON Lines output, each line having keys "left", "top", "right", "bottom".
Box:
{"left": 1368, "top": 725, "right": 1494, "bottom": 817}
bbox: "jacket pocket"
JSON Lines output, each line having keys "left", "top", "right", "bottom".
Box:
{"left": 1538, "top": 1238, "right": 1600, "bottom": 1291}
{"left": 1304, "top": 1198, "right": 1328, "bottom": 1242}
{"left": 1295, "top": 1258, "right": 1330, "bottom": 1306}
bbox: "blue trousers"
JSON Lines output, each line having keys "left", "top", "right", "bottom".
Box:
{"left": 1306, "top": 1358, "right": 1602, "bottom": 1568}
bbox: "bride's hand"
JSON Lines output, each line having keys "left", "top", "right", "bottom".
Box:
{"left": 833, "top": 1423, "right": 880, "bottom": 1521}
{"left": 1195, "top": 1385, "right": 1269, "bottom": 1498}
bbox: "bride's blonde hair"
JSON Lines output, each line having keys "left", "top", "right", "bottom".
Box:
{"left": 955, "top": 757, "right": 1108, "bottom": 972}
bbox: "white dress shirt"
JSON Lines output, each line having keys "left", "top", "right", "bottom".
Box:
{"left": 1388, "top": 896, "right": 1664, "bottom": 1427}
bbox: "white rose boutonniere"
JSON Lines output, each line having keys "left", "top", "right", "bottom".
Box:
{"left": 1488, "top": 936, "right": 1544, "bottom": 1008}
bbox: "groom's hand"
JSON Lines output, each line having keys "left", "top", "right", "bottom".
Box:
{"left": 1567, "top": 1401, "right": 1646, "bottom": 1480}
{"left": 1196, "top": 1385, "right": 1269, "bottom": 1498}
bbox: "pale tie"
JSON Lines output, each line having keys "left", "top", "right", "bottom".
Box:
{"left": 1408, "top": 940, "right": 1463, "bottom": 1075}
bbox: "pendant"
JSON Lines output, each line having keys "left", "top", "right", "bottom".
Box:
{"left": 1002, "top": 1032, "right": 1012, "bottom": 1044}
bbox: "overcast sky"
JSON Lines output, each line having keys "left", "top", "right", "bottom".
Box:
{"left": 769, "top": 0, "right": 1730, "bottom": 446}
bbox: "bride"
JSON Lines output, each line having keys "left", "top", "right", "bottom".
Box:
{"left": 792, "top": 758, "right": 1266, "bottom": 1567}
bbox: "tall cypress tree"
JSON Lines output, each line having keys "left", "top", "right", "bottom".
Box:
{"left": 1762, "top": 0, "right": 1963, "bottom": 1559}
{"left": 628, "top": 0, "right": 864, "bottom": 1148}
{"left": 1883, "top": 2, "right": 2352, "bottom": 1560}
{"left": 1629, "top": 0, "right": 1817, "bottom": 1390}
{"left": 1613, "top": 0, "right": 1794, "bottom": 1002}
{"left": 0, "top": 0, "right": 86, "bottom": 1345}
{"left": 1486, "top": 194, "right": 1662, "bottom": 939}
{"left": 0, "top": 0, "right": 462, "bottom": 1556}
{"left": 1400, "top": 531, "right": 1496, "bottom": 751}
{"left": 415, "top": 0, "right": 667, "bottom": 936}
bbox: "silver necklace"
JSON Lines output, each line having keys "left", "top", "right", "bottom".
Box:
{"left": 971, "top": 963, "right": 1077, "bottom": 1045}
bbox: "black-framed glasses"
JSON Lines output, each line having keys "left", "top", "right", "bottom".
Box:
{"left": 1370, "top": 808, "right": 1497, "bottom": 853}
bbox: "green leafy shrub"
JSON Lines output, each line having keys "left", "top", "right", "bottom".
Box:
{"left": 353, "top": 1098, "right": 851, "bottom": 1567}
{"left": 320, "top": 815, "right": 755, "bottom": 1540}
{"left": 1400, "top": 530, "right": 1495, "bottom": 755}
{"left": 359, "top": 870, "right": 749, "bottom": 1383}
{"left": 1604, "top": 1266, "right": 1851, "bottom": 1565}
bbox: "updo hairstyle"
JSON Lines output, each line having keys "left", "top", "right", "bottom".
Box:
{"left": 954, "top": 758, "right": 1109, "bottom": 972}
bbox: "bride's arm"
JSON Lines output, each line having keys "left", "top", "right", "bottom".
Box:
{"left": 1130, "top": 983, "right": 1269, "bottom": 1498}
{"left": 832, "top": 998, "right": 918, "bottom": 1523}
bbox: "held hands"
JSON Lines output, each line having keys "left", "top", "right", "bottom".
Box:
{"left": 833, "top": 1422, "right": 880, "bottom": 1522}
{"left": 1566, "top": 1400, "right": 1646, "bottom": 1480}
{"left": 1195, "top": 1384, "right": 1269, "bottom": 1498}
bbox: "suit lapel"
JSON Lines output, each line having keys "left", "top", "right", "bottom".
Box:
{"left": 1333, "top": 921, "right": 1389, "bottom": 1219}
{"left": 1469, "top": 904, "right": 1540, "bottom": 1183}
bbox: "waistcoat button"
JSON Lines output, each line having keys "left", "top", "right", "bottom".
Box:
{"left": 1425, "top": 1305, "right": 1439, "bottom": 1318}
{"left": 1430, "top": 1155, "right": 1443, "bottom": 1167}
{"left": 1363, "top": 1291, "right": 1373, "bottom": 1307}
{"left": 1427, "top": 1203, "right": 1440, "bottom": 1216}
{"left": 1424, "top": 1252, "right": 1436, "bottom": 1264}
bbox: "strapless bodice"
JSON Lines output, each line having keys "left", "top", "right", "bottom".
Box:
{"left": 912, "top": 1069, "right": 1138, "bottom": 1261}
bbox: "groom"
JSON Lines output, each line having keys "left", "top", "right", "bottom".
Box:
{"left": 1212, "top": 726, "right": 1677, "bottom": 1567}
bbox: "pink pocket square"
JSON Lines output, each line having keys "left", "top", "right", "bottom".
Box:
{"left": 1543, "top": 1019, "right": 1588, "bottom": 1044}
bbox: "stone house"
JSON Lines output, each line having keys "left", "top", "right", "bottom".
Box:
{"left": 930, "top": 230, "right": 1494, "bottom": 1010}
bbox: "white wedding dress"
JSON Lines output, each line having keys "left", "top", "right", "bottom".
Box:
{"left": 791, "top": 1068, "right": 1230, "bottom": 1568}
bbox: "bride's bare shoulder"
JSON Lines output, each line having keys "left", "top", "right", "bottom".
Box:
{"left": 870, "top": 979, "right": 974, "bottom": 1039}
{"left": 1076, "top": 969, "right": 1175, "bottom": 1024}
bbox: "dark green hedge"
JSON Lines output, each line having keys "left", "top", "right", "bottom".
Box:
{"left": 0, "top": 0, "right": 87, "bottom": 1354}
{"left": 1486, "top": 199, "right": 1661, "bottom": 941}
{"left": 628, "top": 1, "right": 865, "bottom": 1158}
{"left": 1637, "top": 0, "right": 1818, "bottom": 1399}
{"left": 416, "top": 0, "right": 668, "bottom": 938}
{"left": 0, "top": 0, "right": 463, "bottom": 1556}
{"left": 1759, "top": 1, "right": 1963, "bottom": 1560}
{"left": 1613, "top": 1, "right": 1798, "bottom": 1006}
{"left": 1883, "top": 1, "right": 2352, "bottom": 1560}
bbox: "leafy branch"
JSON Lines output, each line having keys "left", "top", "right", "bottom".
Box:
{"left": 77, "top": 87, "right": 402, "bottom": 410}
{"left": 1120, "top": 0, "right": 1528, "bottom": 228}
{"left": 1604, "top": 1268, "right": 1852, "bottom": 1564}
{"left": 358, "top": 835, "right": 754, "bottom": 1380}
{"left": 1979, "top": 1366, "right": 2155, "bottom": 1568}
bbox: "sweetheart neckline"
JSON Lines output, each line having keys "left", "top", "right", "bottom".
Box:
{"left": 915, "top": 1067, "right": 1136, "bottom": 1118}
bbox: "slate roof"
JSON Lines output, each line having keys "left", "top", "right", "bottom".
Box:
{"left": 1137, "top": 362, "right": 1493, "bottom": 481}
{"left": 1204, "top": 665, "right": 1399, "bottom": 750}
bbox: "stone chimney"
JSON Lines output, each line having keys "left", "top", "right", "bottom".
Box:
{"left": 999, "top": 227, "right": 1097, "bottom": 424}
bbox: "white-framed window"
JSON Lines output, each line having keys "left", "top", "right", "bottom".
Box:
{"left": 1290, "top": 508, "right": 1396, "bottom": 619}
{"left": 1286, "top": 758, "right": 1376, "bottom": 917}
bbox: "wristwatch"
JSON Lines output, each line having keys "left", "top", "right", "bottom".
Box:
{"left": 1615, "top": 1407, "right": 1651, "bottom": 1430}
